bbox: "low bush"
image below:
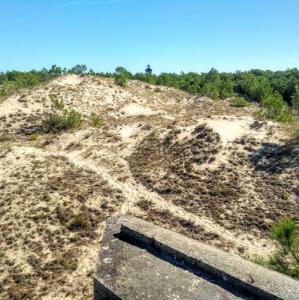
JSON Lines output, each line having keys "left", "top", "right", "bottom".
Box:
{"left": 230, "top": 96, "right": 250, "bottom": 107}
{"left": 114, "top": 73, "right": 127, "bottom": 87}
{"left": 261, "top": 93, "right": 294, "bottom": 122}
{"left": 268, "top": 218, "right": 299, "bottom": 278}
{"left": 254, "top": 219, "right": 299, "bottom": 279}
{"left": 43, "top": 109, "right": 81, "bottom": 133}
{"left": 272, "top": 219, "right": 298, "bottom": 256}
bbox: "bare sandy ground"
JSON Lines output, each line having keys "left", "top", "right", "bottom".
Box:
{"left": 0, "top": 75, "right": 297, "bottom": 299}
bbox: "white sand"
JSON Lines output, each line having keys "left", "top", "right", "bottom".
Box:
{"left": 121, "top": 103, "right": 156, "bottom": 116}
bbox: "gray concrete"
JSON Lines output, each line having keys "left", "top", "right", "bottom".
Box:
{"left": 94, "top": 216, "right": 299, "bottom": 300}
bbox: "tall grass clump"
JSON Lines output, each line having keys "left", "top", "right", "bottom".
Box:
{"left": 90, "top": 112, "right": 102, "bottom": 127}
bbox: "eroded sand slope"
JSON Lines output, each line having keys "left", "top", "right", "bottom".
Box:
{"left": 0, "top": 75, "right": 298, "bottom": 299}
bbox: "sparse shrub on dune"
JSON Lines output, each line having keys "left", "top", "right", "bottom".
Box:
{"left": 43, "top": 96, "right": 82, "bottom": 133}
{"left": 269, "top": 218, "right": 299, "bottom": 278}
{"left": 254, "top": 218, "right": 299, "bottom": 279}
{"left": 230, "top": 96, "right": 250, "bottom": 107}
{"left": 272, "top": 219, "right": 298, "bottom": 256}
{"left": 114, "top": 66, "right": 130, "bottom": 87}
{"left": 114, "top": 73, "right": 127, "bottom": 87}
{"left": 261, "top": 93, "right": 294, "bottom": 123}
{"left": 43, "top": 109, "right": 82, "bottom": 133}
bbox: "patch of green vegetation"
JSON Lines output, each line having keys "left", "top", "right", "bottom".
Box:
{"left": 1, "top": 65, "right": 299, "bottom": 128}
{"left": 43, "top": 109, "right": 82, "bottom": 133}
{"left": 293, "top": 123, "right": 299, "bottom": 140}
{"left": 90, "top": 112, "right": 102, "bottom": 128}
{"left": 114, "top": 66, "right": 131, "bottom": 87}
{"left": 254, "top": 218, "right": 299, "bottom": 280}
{"left": 261, "top": 93, "right": 294, "bottom": 123}
{"left": 114, "top": 73, "right": 127, "bottom": 87}
{"left": 230, "top": 96, "right": 250, "bottom": 107}
{"left": 268, "top": 218, "right": 299, "bottom": 278}
{"left": 0, "top": 66, "right": 63, "bottom": 99}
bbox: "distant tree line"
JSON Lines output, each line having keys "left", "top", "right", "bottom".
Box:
{"left": 102, "top": 66, "right": 299, "bottom": 123}
{"left": 97, "top": 67, "right": 299, "bottom": 108}
{"left": 0, "top": 64, "right": 90, "bottom": 98}
{"left": 1, "top": 64, "right": 299, "bottom": 124}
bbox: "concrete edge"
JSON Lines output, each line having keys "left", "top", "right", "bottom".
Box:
{"left": 119, "top": 216, "right": 299, "bottom": 300}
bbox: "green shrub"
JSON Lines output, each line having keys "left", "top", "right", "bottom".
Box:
{"left": 201, "top": 82, "right": 220, "bottom": 99}
{"left": 261, "top": 93, "right": 294, "bottom": 122}
{"left": 291, "top": 85, "right": 299, "bottom": 113}
{"left": 114, "top": 73, "right": 127, "bottom": 87}
{"left": 90, "top": 112, "right": 102, "bottom": 127}
{"left": 253, "top": 218, "right": 299, "bottom": 279}
{"left": 230, "top": 96, "right": 250, "bottom": 107}
{"left": 268, "top": 219, "right": 299, "bottom": 279}
{"left": 272, "top": 219, "right": 298, "bottom": 255}
{"left": 43, "top": 109, "right": 82, "bottom": 133}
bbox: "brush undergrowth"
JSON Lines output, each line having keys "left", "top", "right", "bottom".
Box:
{"left": 43, "top": 99, "right": 82, "bottom": 133}
{"left": 253, "top": 218, "right": 299, "bottom": 279}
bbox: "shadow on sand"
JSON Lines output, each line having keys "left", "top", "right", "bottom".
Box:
{"left": 250, "top": 140, "right": 299, "bottom": 174}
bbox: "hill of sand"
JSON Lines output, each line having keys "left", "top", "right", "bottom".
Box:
{"left": 0, "top": 75, "right": 298, "bottom": 299}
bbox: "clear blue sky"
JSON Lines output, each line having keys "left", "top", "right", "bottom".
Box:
{"left": 1, "top": 0, "right": 299, "bottom": 73}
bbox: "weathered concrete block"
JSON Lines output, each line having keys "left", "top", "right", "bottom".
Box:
{"left": 94, "top": 216, "right": 299, "bottom": 300}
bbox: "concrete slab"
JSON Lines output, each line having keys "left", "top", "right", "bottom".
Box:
{"left": 94, "top": 216, "right": 299, "bottom": 300}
